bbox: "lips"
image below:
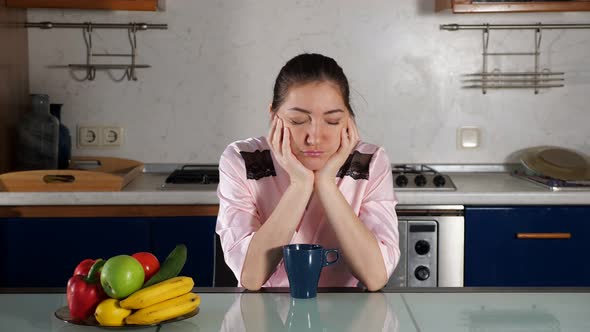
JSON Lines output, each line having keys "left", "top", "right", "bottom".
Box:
{"left": 303, "top": 151, "right": 324, "bottom": 157}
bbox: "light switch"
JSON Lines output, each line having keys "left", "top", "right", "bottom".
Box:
{"left": 458, "top": 127, "right": 480, "bottom": 149}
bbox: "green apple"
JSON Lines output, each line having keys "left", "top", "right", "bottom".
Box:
{"left": 100, "top": 255, "right": 145, "bottom": 299}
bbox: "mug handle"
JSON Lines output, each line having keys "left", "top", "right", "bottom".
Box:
{"left": 323, "top": 249, "right": 339, "bottom": 267}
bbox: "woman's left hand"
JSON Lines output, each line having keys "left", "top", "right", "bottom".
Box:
{"left": 314, "top": 118, "right": 359, "bottom": 186}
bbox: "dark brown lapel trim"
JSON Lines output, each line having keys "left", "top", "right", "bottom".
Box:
{"left": 240, "top": 150, "right": 277, "bottom": 180}
{"left": 336, "top": 151, "right": 373, "bottom": 180}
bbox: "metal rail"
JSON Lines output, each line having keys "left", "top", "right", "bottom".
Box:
{"left": 25, "top": 21, "right": 167, "bottom": 81}
{"left": 440, "top": 22, "right": 583, "bottom": 94}
{"left": 441, "top": 23, "right": 590, "bottom": 31}
{"left": 25, "top": 22, "right": 167, "bottom": 30}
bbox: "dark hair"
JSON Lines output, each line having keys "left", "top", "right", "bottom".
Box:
{"left": 270, "top": 53, "right": 354, "bottom": 117}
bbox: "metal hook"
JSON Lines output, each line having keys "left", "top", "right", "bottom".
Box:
{"left": 79, "top": 22, "right": 95, "bottom": 81}
{"left": 482, "top": 25, "right": 490, "bottom": 94}
{"left": 127, "top": 23, "right": 139, "bottom": 81}
{"left": 534, "top": 23, "right": 543, "bottom": 94}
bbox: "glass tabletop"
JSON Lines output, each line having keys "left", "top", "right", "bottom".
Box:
{"left": 1, "top": 288, "right": 589, "bottom": 332}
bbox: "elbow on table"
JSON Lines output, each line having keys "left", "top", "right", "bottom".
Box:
{"left": 240, "top": 273, "right": 264, "bottom": 291}
{"left": 363, "top": 274, "right": 388, "bottom": 292}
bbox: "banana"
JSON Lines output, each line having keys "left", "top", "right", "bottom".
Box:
{"left": 125, "top": 292, "right": 200, "bottom": 325}
{"left": 120, "top": 276, "right": 194, "bottom": 309}
{"left": 143, "top": 244, "right": 187, "bottom": 288}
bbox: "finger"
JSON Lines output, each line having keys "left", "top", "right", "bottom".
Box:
{"left": 348, "top": 118, "right": 359, "bottom": 145}
{"left": 268, "top": 113, "right": 277, "bottom": 144}
{"left": 341, "top": 127, "right": 350, "bottom": 149}
{"left": 282, "top": 126, "right": 292, "bottom": 158}
{"left": 272, "top": 118, "right": 283, "bottom": 156}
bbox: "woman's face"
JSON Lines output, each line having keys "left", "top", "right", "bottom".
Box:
{"left": 274, "top": 81, "right": 351, "bottom": 171}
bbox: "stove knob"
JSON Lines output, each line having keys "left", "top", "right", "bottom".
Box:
{"left": 433, "top": 175, "right": 446, "bottom": 187}
{"left": 415, "top": 240, "right": 431, "bottom": 255}
{"left": 414, "top": 174, "right": 427, "bottom": 187}
{"left": 395, "top": 175, "right": 408, "bottom": 187}
{"left": 414, "top": 266, "right": 430, "bottom": 281}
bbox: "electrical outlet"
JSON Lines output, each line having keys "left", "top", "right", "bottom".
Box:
{"left": 78, "top": 126, "right": 100, "bottom": 147}
{"left": 101, "top": 126, "right": 124, "bottom": 147}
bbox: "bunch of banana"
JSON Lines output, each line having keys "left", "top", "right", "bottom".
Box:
{"left": 118, "top": 276, "right": 200, "bottom": 325}
{"left": 125, "top": 292, "right": 200, "bottom": 325}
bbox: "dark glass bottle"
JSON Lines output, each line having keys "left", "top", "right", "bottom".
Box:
{"left": 50, "top": 104, "right": 72, "bottom": 169}
{"left": 16, "top": 94, "right": 59, "bottom": 170}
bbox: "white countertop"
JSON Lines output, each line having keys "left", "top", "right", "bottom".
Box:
{"left": 1, "top": 171, "right": 589, "bottom": 206}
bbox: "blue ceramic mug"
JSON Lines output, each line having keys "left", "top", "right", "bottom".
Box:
{"left": 283, "top": 244, "right": 339, "bottom": 299}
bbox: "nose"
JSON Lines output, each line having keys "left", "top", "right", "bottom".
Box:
{"left": 305, "top": 122, "right": 321, "bottom": 146}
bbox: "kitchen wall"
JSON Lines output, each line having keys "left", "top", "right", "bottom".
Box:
{"left": 27, "top": 1, "right": 590, "bottom": 164}
{"left": 0, "top": 0, "right": 28, "bottom": 173}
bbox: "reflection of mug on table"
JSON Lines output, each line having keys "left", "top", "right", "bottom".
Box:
{"left": 282, "top": 244, "right": 339, "bottom": 299}
{"left": 286, "top": 298, "right": 323, "bottom": 332}
{"left": 219, "top": 292, "right": 399, "bottom": 332}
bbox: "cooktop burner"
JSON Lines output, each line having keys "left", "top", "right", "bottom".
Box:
{"left": 160, "top": 165, "right": 219, "bottom": 190}
{"left": 392, "top": 164, "right": 456, "bottom": 191}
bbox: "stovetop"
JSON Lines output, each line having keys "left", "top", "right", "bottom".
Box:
{"left": 157, "top": 164, "right": 459, "bottom": 191}
{"left": 392, "top": 164, "right": 457, "bottom": 191}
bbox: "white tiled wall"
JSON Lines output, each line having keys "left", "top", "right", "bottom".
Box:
{"left": 27, "top": 1, "right": 590, "bottom": 164}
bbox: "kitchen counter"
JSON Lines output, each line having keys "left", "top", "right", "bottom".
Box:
{"left": 1, "top": 171, "right": 589, "bottom": 207}
{"left": 1, "top": 168, "right": 589, "bottom": 206}
{"left": 1, "top": 287, "right": 589, "bottom": 332}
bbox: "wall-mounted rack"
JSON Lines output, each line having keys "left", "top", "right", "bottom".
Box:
{"left": 440, "top": 23, "right": 590, "bottom": 94}
{"left": 26, "top": 21, "right": 168, "bottom": 82}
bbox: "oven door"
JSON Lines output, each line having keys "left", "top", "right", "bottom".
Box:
{"left": 385, "top": 205, "right": 465, "bottom": 288}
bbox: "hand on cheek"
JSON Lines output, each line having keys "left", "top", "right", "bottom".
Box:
{"left": 268, "top": 114, "right": 314, "bottom": 187}
{"left": 315, "top": 118, "right": 359, "bottom": 185}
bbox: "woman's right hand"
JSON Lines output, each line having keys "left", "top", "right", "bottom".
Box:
{"left": 268, "top": 114, "right": 314, "bottom": 187}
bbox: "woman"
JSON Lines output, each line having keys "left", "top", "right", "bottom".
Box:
{"left": 216, "top": 53, "right": 399, "bottom": 291}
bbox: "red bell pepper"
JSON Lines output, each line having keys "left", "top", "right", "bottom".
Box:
{"left": 66, "top": 259, "right": 108, "bottom": 321}
{"left": 72, "top": 258, "right": 96, "bottom": 277}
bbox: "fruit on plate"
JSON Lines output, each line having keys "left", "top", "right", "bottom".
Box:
{"left": 120, "top": 276, "right": 194, "bottom": 309}
{"left": 67, "top": 259, "right": 108, "bottom": 321}
{"left": 125, "top": 292, "right": 200, "bottom": 325}
{"left": 143, "top": 244, "right": 187, "bottom": 288}
{"left": 94, "top": 298, "right": 132, "bottom": 326}
{"left": 132, "top": 252, "right": 160, "bottom": 283}
{"left": 100, "top": 255, "right": 145, "bottom": 299}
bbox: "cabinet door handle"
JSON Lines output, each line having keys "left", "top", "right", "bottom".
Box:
{"left": 516, "top": 233, "right": 571, "bottom": 239}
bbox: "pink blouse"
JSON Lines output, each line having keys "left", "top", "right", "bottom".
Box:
{"left": 216, "top": 136, "right": 399, "bottom": 287}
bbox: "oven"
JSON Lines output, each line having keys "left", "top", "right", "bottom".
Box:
{"left": 385, "top": 205, "right": 465, "bottom": 288}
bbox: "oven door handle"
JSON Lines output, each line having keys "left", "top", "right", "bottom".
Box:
{"left": 516, "top": 232, "right": 571, "bottom": 239}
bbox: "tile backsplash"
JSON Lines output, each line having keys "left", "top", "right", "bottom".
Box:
{"left": 27, "top": 1, "right": 590, "bottom": 164}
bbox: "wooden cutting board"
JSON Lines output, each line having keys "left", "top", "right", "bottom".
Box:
{"left": 0, "top": 157, "right": 143, "bottom": 192}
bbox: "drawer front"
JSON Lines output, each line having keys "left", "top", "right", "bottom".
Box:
{"left": 0, "top": 218, "right": 150, "bottom": 287}
{"left": 0, "top": 216, "right": 216, "bottom": 287}
{"left": 465, "top": 206, "right": 590, "bottom": 287}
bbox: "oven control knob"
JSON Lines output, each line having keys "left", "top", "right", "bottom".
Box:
{"left": 414, "top": 174, "right": 427, "bottom": 187}
{"left": 415, "top": 240, "right": 430, "bottom": 255}
{"left": 414, "top": 266, "right": 430, "bottom": 281}
{"left": 433, "top": 175, "right": 446, "bottom": 187}
{"left": 395, "top": 175, "right": 408, "bottom": 187}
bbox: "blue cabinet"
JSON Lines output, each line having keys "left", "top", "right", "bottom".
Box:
{"left": 0, "top": 216, "right": 216, "bottom": 288}
{"left": 465, "top": 206, "right": 590, "bottom": 287}
{"left": 151, "top": 217, "right": 216, "bottom": 288}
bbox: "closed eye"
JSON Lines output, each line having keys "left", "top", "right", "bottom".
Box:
{"left": 289, "top": 119, "right": 308, "bottom": 125}
{"left": 326, "top": 121, "right": 340, "bottom": 125}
